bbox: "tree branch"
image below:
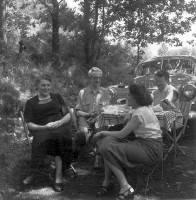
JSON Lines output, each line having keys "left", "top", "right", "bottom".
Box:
{"left": 38, "top": 0, "right": 52, "bottom": 15}
{"left": 59, "top": 4, "right": 67, "bottom": 12}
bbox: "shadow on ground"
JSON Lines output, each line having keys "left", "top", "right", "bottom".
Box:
{"left": 0, "top": 130, "right": 196, "bottom": 200}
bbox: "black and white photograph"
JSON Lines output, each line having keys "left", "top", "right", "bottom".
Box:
{"left": 0, "top": 0, "right": 196, "bottom": 199}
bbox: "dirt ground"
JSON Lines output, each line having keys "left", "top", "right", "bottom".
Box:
{"left": 0, "top": 128, "right": 196, "bottom": 200}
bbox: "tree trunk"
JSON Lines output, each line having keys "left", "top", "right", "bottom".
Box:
{"left": 137, "top": 42, "right": 140, "bottom": 65}
{"left": 90, "top": 0, "right": 99, "bottom": 65}
{"left": 84, "top": 0, "right": 91, "bottom": 70}
{"left": 0, "top": 0, "right": 7, "bottom": 52}
{"left": 95, "top": 0, "right": 105, "bottom": 63}
{"left": 51, "top": 0, "right": 60, "bottom": 68}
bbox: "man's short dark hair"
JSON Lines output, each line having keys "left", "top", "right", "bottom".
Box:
{"left": 154, "top": 70, "right": 169, "bottom": 82}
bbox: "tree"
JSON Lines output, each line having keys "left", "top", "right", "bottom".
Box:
{"left": 0, "top": 0, "right": 7, "bottom": 52}
{"left": 36, "top": 0, "right": 63, "bottom": 68}
{"left": 75, "top": 0, "right": 119, "bottom": 70}
{"left": 74, "top": 0, "right": 194, "bottom": 69}
{"left": 107, "top": 0, "right": 193, "bottom": 63}
{"left": 158, "top": 43, "right": 169, "bottom": 56}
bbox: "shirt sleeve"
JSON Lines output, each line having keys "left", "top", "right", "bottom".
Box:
{"left": 132, "top": 109, "right": 144, "bottom": 125}
{"left": 24, "top": 100, "right": 35, "bottom": 123}
{"left": 165, "top": 87, "right": 174, "bottom": 101}
{"left": 75, "top": 90, "right": 83, "bottom": 111}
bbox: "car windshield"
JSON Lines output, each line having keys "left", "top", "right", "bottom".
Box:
{"left": 136, "top": 61, "right": 161, "bottom": 76}
{"left": 136, "top": 57, "right": 196, "bottom": 76}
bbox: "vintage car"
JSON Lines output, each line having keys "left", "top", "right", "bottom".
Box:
{"left": 134, "top": 55, "right": 196, "bottom": 95}
{"left": 108, "top": 55, "right": 196, "bottom": 135}
{"left": 109, "top": 55, "right": 196, "bottom": 109}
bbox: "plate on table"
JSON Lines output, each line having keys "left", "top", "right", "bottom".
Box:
{"left": 101, "top": 105, "right": 131, "bottom": 115}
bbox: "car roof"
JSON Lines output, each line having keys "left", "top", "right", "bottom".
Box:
{"left": 139, "top": 55, "right": 196, "bottom": 64}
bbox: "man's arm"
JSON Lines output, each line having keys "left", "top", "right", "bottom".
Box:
{"left": 161, "top": 86, "right": 179, "bottom": 110}
{"left": 75, "top": 90, "right": 93, "bottom": 118}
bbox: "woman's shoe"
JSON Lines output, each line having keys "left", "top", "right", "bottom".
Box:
{"left": 23, "top": 174, "right": 34, "bottom": 185}
{"left": 54, "top": 182, "right": 63, "bottom": 192}
{"left": 96, "top": 183, "right": 114, "bottom": 197}
{"left": 116, "top": 187, "right": 134, "bottom": 200}
{"left": 18, "top": 174, "right": 35, "bottom": 191}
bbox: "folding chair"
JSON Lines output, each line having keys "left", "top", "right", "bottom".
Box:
{"left": 123, "top": 143, "right": 164, "bottom": 196}
{"left": 20, "top": 111, "right": 77, "bottom": 176}
{"left": 67, "top": 107, "right": 98, "bottom": 160}
{"left": 20, "top": 111, "right": 33, "bottom": 148}
{"left": 134, "top": 162, "right": 162, "bottom": 195}
{"left": 133, "top": 141, "right": 164, "bottom": 195}
{"left": 163, "top": 84, "right": 195, "bottom": 161}
{"left": 167, "top": 99, "right": 191, "bottom": 159}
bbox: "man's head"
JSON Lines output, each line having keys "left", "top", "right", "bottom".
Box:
{"left": 88, "top": 67, "right": 103, "bottom": 88}
{"left": 154, "top": 70, "right": 169, "bottom": 91}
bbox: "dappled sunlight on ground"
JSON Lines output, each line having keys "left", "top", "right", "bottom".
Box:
{"left": 0, "top": 130, "right": 195, "bottom": 200}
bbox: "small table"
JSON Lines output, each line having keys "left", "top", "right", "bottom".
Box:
{"left": 97, "top": 108, "right": 178, "bottom": 161}
{"left": 97, "top": 110, "right": 176, "bottom": 131}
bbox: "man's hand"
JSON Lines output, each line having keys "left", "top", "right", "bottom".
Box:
{"left": 45, "top": 121, "right": 62, "bottom": 129}
{"left": 93, "top": 131, "right": 104, "bottom": 142}
{"left": 89, "top": 110, "right": 99, "bottom": 118}
{"left": 161, "top": 99, "right": 176, "bottom": 110}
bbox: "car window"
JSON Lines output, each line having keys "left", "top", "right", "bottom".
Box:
{"left": 135, "top": 56, "right": 196, "bottom": 76}
{"left": 136, "top": 61, "right": 160, "bottom": 76}
{"left": 181, "top": 60, "right": 194, "bottom": 74}
{"left": 162, "top": 60, "right": 169, "bottom": 71}
{"left": 168, "top": 59, "right": 195, "bottom": 74}
{"left": 135, "top": 63, "right": 145, "bottom": 76}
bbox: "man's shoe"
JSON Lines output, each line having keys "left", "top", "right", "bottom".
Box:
{"left": 54, "top": 182, "right": 63, "bottom": 192}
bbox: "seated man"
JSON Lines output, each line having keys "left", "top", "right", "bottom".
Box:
{"left": 152, "top": 69, "right": 183, "bottom": 129}
{"left": 152, "top": 69, "right": 180, "bottom": 112}
{"left": 74, "top": 67, "right": 111, "bottom": 159}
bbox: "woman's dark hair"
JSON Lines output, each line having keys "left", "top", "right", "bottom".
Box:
{"left": 129, "top": 83, "right": 153, "bottom": 106}
{"left": 155, "top": 70, "right": 169, "bottom": 82}
{"left": 35, "top": 74, "right": 52, "bottom": 89}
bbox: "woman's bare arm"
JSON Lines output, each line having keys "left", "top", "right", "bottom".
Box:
{"left": 94, "top": 115, "right": 141, "bottom": 139}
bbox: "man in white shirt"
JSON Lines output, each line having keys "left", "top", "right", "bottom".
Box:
{"left": 74, "top": 67, "right": 110, "bottom": 159}
{"left": 152, "top": 70, "right": 180, "bottom": 111}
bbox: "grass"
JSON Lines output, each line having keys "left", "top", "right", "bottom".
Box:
{"left": 0, "top": 126, "right": 196, "bottom": 200}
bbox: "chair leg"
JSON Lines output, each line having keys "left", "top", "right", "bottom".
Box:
{"left": 63, "top": 164, "right": 78, "bottom": 175}
{"left": 161, "top": 158, "right": 164, "bottom": 180}
{"left": 144, "top": 165, "right": 159, "bottom": 195}
{"left": 135, "top": 164, "right": 161, "bottom": 195}
{"left": 166, "top": 142, "right": 186, "bottom": 157}
{"left": 70, "top": 164, "right": 77, "bottom": 174}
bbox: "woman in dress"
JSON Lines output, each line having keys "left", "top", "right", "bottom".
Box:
{"left": 23, "top": 74, "right": 73, "bottom": 192}
{"left": 94, "top": 83, "right": 162, "bottom": 200}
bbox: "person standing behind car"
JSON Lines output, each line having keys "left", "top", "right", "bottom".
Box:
{"left": 74, "top": 67, "right": 111, "bottom": 160}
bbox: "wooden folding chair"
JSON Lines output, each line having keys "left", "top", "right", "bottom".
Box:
{"left": 20, "top": 111, "right": 33, "bottom": 148}
{"left": 134, "top": 162, "right": 162, "bottom": 195}
{"left": 134, "top": 140, "right": 164, "bottom": 195}
{"left": 163, "top": 93, "right": 192, "bottom": 161}
{"left": 68, "top": 106, "right": 99, "bottom": 165}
